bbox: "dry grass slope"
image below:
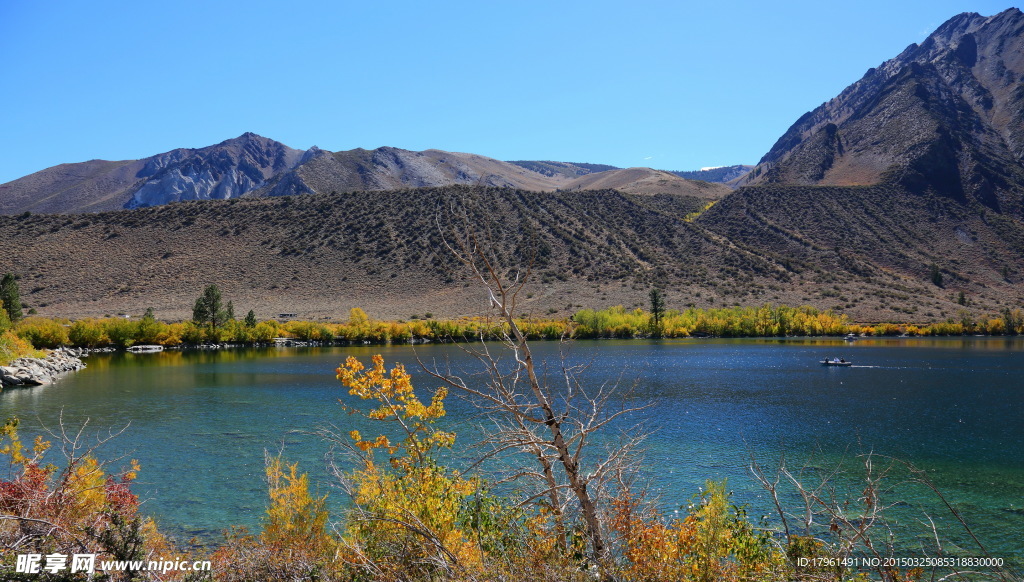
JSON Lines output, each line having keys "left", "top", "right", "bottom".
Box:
{"left": 3, "top": 183, "right": 1022, "bottom": 324}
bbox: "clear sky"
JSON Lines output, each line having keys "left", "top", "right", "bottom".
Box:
{"left": 0, "top": 0, "right": 1016, "bottom": 184}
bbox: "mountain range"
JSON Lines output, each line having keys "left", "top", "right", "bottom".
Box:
{"left": 2, "top": 8, "right": 1024, "bottom": 323}
{"left": 0, "top": 135, "right": 737, "bottom": 215}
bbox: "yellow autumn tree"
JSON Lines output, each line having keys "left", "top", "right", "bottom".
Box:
{"left": 335, "top": 355, "right": 488, "bottom": 580}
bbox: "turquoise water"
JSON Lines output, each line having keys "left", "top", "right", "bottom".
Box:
{"left": 1, "top": 338, "right": 1022, "bottom": 568}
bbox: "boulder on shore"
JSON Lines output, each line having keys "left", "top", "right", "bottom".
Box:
{"left": 0, "top": 348, "right": 86, "bottom": 388}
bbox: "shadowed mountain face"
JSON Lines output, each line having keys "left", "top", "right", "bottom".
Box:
{"left": 743, "top": 8, "right": 1024, "bottom": 213}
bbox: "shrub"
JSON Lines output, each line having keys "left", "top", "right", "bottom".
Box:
{"left": 611, "top": 481, "right": 784, "bottom": 581}
{"left": 0, "top": 300, "right": 10, "bottom": 334}
{"left": 251, "top": 321, "right": 279, "bottom": 343}
{"left": 14, "top": 316, "right": 69, "bottom": 348}
{"left": 69, "top": 318, "right": 109, "bottom": 347}
{"left": 180, "top": 321, "right": 206, "bottom": 344}
{"left": 0, "top": 330, "right": 43, "bottom": 365}
{"left": 0, "top": 417, "right": 161, "bottom": 576}
{"left": 103, "top": 317, "right": 138, "bottom": 349}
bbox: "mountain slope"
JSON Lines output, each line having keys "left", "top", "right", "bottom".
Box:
{"left": 0, "top": 159, "right": 145, "bottom": 215}
{"left": 507, "top": 160, "right": 620, "bottom": 179}
{"left": 2, "top": 183, "right": 1018, "bottom": 323}
{"left": 670, "top": 165, "right": 753, "bottom": 184}
{"left": 0, "top": 186, "right": 776, "bottom": 320}
{"left": 742, "top": 8, "right": 1024, "bottom": 214}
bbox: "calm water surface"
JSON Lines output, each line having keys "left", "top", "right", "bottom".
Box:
{"left": 2, "top": 338, "right": 1022, "bottom": 566}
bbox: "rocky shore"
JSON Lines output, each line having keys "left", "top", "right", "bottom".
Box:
{"left": 0, "top": 348, "right": 86, "bottom": 388}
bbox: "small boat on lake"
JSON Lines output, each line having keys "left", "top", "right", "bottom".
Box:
{"left": 821, "top": 358, "right": 852, "bottom": 366}
{"left": 127, "top": 345, "right": 164, "bottom": 353}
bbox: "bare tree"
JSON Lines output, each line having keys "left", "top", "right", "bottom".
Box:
{"left": 750, "top": 449, "right": 1016, "bottom": 582}
{"left": 416, "top": 197, "right": 650, "bottom": 574}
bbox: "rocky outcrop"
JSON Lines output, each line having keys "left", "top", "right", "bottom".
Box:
{"left": 0, "top": 348, "right": 86, "bottom": 388}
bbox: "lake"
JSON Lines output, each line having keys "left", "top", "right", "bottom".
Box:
{"left": 2, "top": 338, "right": 1022, "bottom": 569}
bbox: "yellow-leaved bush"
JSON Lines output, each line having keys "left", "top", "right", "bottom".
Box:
{"left": 610, "top": 480, "right": 786, "bottom": 582}
{"left": 336, "top": 355, "right": 488, "bottom": 579}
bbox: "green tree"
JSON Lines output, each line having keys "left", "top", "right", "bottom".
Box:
{"left": 244, "top": 309, "right": 257, "bottom": 328}
{"left": 0, "top": 274, "right": 22, "bottom": 323}
{"left": 929, "top": 263, "right": 944, "bottom": 287}
{"left": 192, "top": 285, "right": 230, "bottom": 331}
{"left": 1003, "top": 307, "right": 1020, "bottom": 336}
{"left": 649, "top": 288, "right": 665, "bottom": 338}
{"left": 226, "top": 300, "right": 235, "bottom": 321}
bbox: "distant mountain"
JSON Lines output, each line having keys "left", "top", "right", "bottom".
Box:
{"left": 0, "top": 133, "right": 304, "bottom": 215}
{"left": 507, "top": 160, "right": 620, "bottom": 179}
{"left": 0, "top": 139, "right": 736, "bottom": 214}
{"left": 125, "top": 133, "right": 304, "bottom": 209}
{"left": 562, "top": 168, "right": 730, "bottom": 198}
{"left": 669, "top": 165, "right": 753, "bottom": 184}
{"left": 741, "top": 8, "right": 1024, "bottom": 214}
{"left": 251, "top": 147, "right": 577, "bottom": 198}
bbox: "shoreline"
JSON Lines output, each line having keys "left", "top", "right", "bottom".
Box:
{"left": 71, "top": 332, "right": 1024, "bottom": 357}
{"left": 0, "top": 348, "right": 86, "bottom": 389}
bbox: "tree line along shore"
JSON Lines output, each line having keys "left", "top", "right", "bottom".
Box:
{"left": 4, "top": 299, "right": 1023, "bottom": 366}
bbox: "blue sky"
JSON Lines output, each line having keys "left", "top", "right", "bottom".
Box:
{"left": 0, "top": 0, "right": 1016, "bottom": 184}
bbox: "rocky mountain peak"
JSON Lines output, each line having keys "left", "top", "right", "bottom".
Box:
{"left": 741, "top": 9, "right": 1024, "bottom": 214}
{"left": 125, "top": 134, "right": 306, "bottom": 209}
